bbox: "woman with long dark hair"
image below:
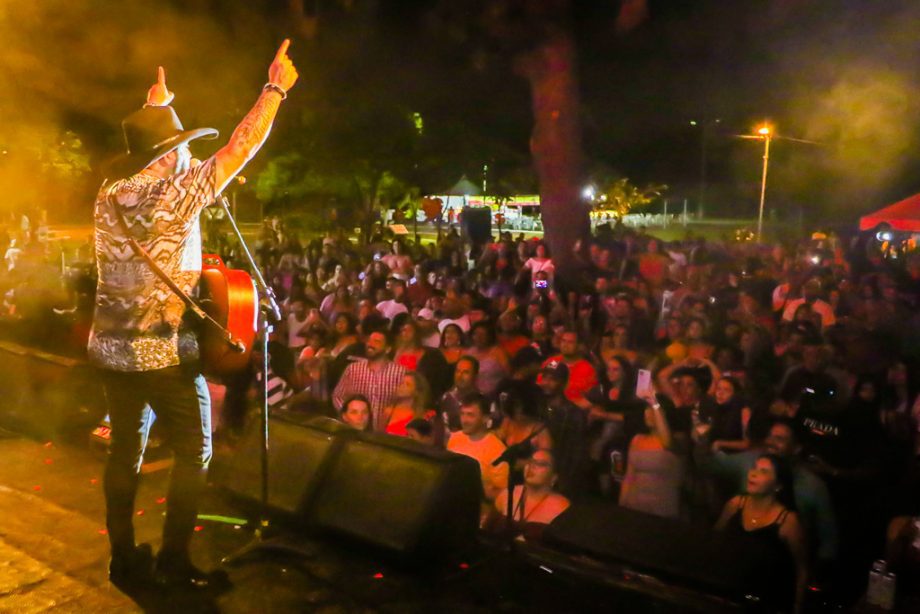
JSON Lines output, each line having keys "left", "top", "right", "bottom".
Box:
{"left": 392, "top": 315, "right": 452, "bottom": 401}
{"left": 710, "top": 376, "right": 752, "bottom": 453}
{"left": 466, "top": 321, "right": 510, "bottom": 398}
{"left": 619, "top": 393, "right": 683, "bottom": 519}
{"left": 326, "top": 312, "right": 364, "bottom": 389}
{"left": 496, "top": 382, "right": 553, "bottom": 459}
{"left": 586, "top": 355, "right": 644, "bottom": 496}
{"left": 685, "top": 316, "right": 715, "bottom": 361}
{"left": 439, "top": 323, "right": 467, "bottom": 367}
{"left": 716, "top": 454, "right": 808, "bottom": 613}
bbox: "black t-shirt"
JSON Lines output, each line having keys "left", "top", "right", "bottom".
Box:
{"left": 667, "top": 396, "right": 718, "bottom": 438}
{"left": 584, "top": 382, "right": 646, "bottom": 443}
{"left": 796, "top": 401, "right": 884, "bottom": 470}
{"left": 541, "top": 396, "right": 589, "bottom": 499}
{"left": 711, "top": 400, "right": 745, "bottom": 442}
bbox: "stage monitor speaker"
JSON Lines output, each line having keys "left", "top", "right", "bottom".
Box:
{"left": 462, "top": 207, "right": 492, "bottom": 245}
{"left": 543, "top": 502, "right": 778, "bottom": 601}
{"left": 308, "top": 430, "right": 482, "bottom": 561}
{"left": 212, "top": 415, "right": 354, "bottom": 518}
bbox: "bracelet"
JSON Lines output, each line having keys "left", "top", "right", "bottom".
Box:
{"left": 263, "top": 83, "right": 287, "bottom": 100}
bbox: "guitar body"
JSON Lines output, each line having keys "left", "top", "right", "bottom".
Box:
{"left": 198, "top": 254, "right": 257, "bottom": 378}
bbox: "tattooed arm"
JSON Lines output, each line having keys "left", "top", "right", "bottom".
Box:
{"left": 215, "top": 39, "right": 298, "bottom": 193}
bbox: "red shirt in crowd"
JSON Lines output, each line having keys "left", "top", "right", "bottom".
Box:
{"left": 540, "top": 354, "right": 598, "bottom": 405}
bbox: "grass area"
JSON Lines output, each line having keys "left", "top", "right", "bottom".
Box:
{"left": 47, "top": 218, "right": 801, "bottom": 262}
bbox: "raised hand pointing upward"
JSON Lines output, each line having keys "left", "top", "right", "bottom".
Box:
{"left": 268, "top": 39, "right": 298, "bottom": 93}
{"left": 146, "top": 66, "right": 175, "bottom": 107}
{"left": 213, "top": 38, "right": 298, "bottom": 192}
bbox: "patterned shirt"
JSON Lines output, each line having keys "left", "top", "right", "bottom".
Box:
{"left": 331, "top": 358, "right": 406, "bottom": 430}
{"left": 255, "top": 366, "right": 295, "bottom": 410}
{"left": 88, "top": 159, "right": 218, "bottom": 372}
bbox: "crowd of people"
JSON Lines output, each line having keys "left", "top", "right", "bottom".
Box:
{"left": 232, "top": 218, "right": 920, "bottom": 612}
{"left": 4, "top": 213, "right": 920, "bottom": 611}
{"left": 0, "top": 222, "right": 95, "bottom": 354}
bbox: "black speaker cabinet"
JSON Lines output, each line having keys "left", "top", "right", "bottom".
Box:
{"left": 212, "top": 415, "right": 354, "bottom": 517}
{"left": 543, "top": 502, "right": 778, "bottom": 601}
{"left": 309, "top": 430, "right": 482, "bottom": 561}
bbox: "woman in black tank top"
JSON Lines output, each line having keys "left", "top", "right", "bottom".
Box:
{"left": 716, "top": 454, "right": 809, "bottom": 613}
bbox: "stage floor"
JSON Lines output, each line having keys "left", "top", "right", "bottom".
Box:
{"left": 0, "top": 427, "right": 755, "bottom": 613}
{"left": 0, "top": 431, "right": 526, "bottom": 613}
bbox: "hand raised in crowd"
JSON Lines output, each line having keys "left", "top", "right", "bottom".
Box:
{"left": 146, "top": 66, "right": 174, "bottom": 107}
{"left": 268, "top": 39, "right": 299, "bottom": 93}
{"left": 638, "top": 384, "right": 658, "bottom": 408}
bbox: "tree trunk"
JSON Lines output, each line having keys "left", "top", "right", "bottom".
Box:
{"left": 521, "top": 33, "right": 589, "bottom": 279}
{"left": 357, "top": 172, "right": 384, "bottom": 245}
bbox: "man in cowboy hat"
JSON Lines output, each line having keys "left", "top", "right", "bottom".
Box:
{"left": 90, "top": 40, "right": 298, "bottom": 589}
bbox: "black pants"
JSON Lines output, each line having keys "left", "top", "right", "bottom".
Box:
{"left": 102, "top": 366, "right": 212, "bottom": 560}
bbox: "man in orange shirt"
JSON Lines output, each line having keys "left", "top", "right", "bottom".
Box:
{"left": 539, "top": 330, "right": 598, "bottom": 408}
{"left": 447, "top": 393, "right": 509, "bottom": 508}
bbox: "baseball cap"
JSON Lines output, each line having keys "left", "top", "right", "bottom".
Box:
{"left": 541, "top": 359, "right": 570, "bottom": 381}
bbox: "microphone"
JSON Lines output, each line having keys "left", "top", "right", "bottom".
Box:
{"left": 260, "top": 294, "right": 282, "bottom": 324}
{"left": 492, "top": 438, "right": 534, "bottom": 467}
{"left": 491, "top": 413, "right": 547, "bottom": 467}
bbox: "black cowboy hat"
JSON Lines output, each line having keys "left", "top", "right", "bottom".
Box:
{"left": 102, "top": 105, "right": 218, "bottom": 180}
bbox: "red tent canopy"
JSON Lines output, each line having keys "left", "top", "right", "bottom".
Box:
{"left": 859, "top": 192, "right": 920, "bottom": 232}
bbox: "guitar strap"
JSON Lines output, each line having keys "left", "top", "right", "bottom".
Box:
{"left": 105, "top": 182, "right": 238, "bottom": 345}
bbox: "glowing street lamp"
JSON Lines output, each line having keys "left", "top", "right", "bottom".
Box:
{"left": 735, "top": 122, "right": 773, "bottom": 242}
{"left": 755, "top": 124, "right": 772, "bottom": 242}
{"left": 735, "top": 123, "right": 820, "bottom": 242}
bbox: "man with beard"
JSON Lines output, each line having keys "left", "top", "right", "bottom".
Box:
{"left": 90, "top": 44, "right": 298, "bottom": 588}
{"left": 538, "top": 360, "right": 589, "bottom": 499}
{"left": 439, "top": 356, "right": 480, "bottom": 433}
{"left": 332, "top": 330, "right": 406, "bottom": 431}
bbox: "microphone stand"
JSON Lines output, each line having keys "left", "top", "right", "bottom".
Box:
{"left": 491, "top": 423, "right": 546, "bottom": 549}
{"left": 217, "top": 196, "right": 314, "bottom": 566}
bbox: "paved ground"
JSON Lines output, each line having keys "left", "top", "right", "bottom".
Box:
{"left": 0, "top": 437, "right": 138, "bottom": 613}
{"left": 0, "top": 434, "right": 347, "bottom": 613}
{"left": 0, "top": 432, "right": 498, "bottom": 614}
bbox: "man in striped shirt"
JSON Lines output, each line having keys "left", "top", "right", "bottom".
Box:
{"left": 332, "top": 331, "right": 405, "bottom": 431}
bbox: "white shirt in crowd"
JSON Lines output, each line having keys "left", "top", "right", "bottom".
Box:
{"left": 376, "top": 299, "right": 408, "bottom": 321}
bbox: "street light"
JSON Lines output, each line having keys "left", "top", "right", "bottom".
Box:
{"left": 734, "top": 122, "right": 772, "bottom": 242}
{"left": 735, "top": 123, "right": 820, "bottom": 242}
{"left": 755, "top": 124, "right": 771, "bottom": 242}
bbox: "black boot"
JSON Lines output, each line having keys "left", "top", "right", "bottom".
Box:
{"left": 109, "top": 543, "right": 154, "bottom": 586}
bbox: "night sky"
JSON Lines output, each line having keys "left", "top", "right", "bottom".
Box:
{"left": 1, "top": 0, "right": 918, "bottom": 224}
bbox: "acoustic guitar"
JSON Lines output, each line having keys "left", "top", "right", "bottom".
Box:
{"left": 198, "top": 254, "right": 257, "bottom": 378}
